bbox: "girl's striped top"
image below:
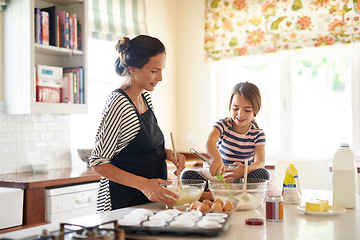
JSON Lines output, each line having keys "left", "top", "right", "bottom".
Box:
{"left": 214, "top": 118, "right": 265, "bottom": 164}
{"left": 89, "top": 89, "right": 154, "bottom": 213}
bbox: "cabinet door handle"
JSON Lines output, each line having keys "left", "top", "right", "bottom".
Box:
{"left": 75, "top": 197, "right": 91, "bottom": 205}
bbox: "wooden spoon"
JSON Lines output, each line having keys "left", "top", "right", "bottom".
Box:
{"left": 170, "top": 132, "right": 183, "bottom": 190}
{"left": 240, "top": 159, "right": 250, "bottom": 202}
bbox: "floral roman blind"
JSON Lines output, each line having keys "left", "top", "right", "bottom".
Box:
{"left": 88, "top": 0, "right": 148, "bottom": 41}
{"left": 205, "top": 0, "right": 360, "bottom": 60}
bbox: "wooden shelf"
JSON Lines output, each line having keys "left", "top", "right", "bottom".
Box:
{"left": 35, "top": 43, "right": 84, "bottom": 56}
{"left": 4, "top": 0, "right": 88, "bottom": 115}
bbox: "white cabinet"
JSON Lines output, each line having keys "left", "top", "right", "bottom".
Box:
{"left": 4, "top": 0, "right": 88, "bottom": 114}
{"left": 45, "top": 182, "right": 98, "bottom": 223}
{"left": 0, "top": 187, "right": 24, "bottom": 229}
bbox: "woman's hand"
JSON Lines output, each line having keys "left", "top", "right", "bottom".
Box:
{"left": 165, "top": 149, "right": 186, "bottom": 176}
{"left": 140, "top": 178, "right": 179, "bottom": 206}
{"left": 209, "top": 158, "right": 225, "bottom": 177}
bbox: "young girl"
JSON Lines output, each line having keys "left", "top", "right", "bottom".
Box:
{"left": 182, "top": 82, "right": 269, "bottom": 194}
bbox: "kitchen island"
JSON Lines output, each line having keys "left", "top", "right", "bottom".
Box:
{"left": 1, "top": 189, "right": 358, "bottom": 240}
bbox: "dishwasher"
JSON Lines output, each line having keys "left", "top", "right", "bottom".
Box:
{"left": 45, "top": 181, "right": 99, "bottom": 223}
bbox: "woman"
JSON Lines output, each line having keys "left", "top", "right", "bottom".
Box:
{"left": 89, "top": 35, "right": 186, "bottom": 212}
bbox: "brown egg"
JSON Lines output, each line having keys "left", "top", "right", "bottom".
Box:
{"left": 190, "top": 200, "right": 201, "bottom": 210}
{"left": 211, "top": 202, "right": 223, "bottom": 212}
{"left": 223, "top": 201, "right": 235, "bottom": 212}
{"left": 197, "top": 203, "right": 210, "bottom": 213}
{"left": 213, "top": 198, "right": 224, "bottom": 206}
{"left": 202, "top": 199, "right": 213, "bottom": 208}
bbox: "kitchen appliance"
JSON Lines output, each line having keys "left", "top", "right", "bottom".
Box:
{"left": 1, "top": 207, "right": 231, "bottom": 239}
{"left": 46, "top": 182, "right": 98, "bottom": 223}
{"left": 0, "top": 187, "right": 24, "bottom": 229}
{"left": 1, "top": 220, "right": 124, "bottom": 240}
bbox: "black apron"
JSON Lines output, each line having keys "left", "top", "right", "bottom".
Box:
{"left": 109, "top": 89, "right": 167, "bottom": 210}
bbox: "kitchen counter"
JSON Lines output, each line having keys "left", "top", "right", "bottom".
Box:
{"left": 76, "top": 190, "right": 360, "bottom": 240}
{"left": 0, "top": 168, "right": 100, "bottom": 228}
{"left": 1, "top": 189, "right": 358, "bottom": 240}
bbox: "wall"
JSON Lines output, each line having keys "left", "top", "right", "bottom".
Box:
{"left": 0, "top": 10, "right": 3, "bottom": 101}
{"left": 144, "top": 0, "right": 178, "bottom": 150}
{"left": 173, "top": 0, "right": 210, "bottom": 153}
{"left": 0, "top": 112, "right": 72, "bottom": 174}
{"left": 144, "top": 0, "right": 210, "bottom": 153}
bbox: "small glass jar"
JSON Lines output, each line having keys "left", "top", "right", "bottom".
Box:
{"left": 266, "top": 195, "right": 284, "bottom": 222}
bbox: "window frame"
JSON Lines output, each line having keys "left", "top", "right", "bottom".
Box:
{"left": 210, "top": 44, "right": 360, "bottom": 161}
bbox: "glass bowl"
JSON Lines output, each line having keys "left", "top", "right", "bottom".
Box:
{"left": 209, "top": 179, "right": 269, "bottom": 211}
{"left": 202, "top": 161, "right": 237, "bottom": 180}
{"left": 163, "top": 179, "right": 206, "bottom": 207}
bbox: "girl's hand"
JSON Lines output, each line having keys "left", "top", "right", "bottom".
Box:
{"left": 223, "top": 162, "right": 245, "bottom": 180}
{"left": 166, "top": 149, "right": 186, "bottom": 176}
{"left": 140, "top": 178, "right": 179, "bottom": 206}
{"left": 209, "top": 159, "right": 225, "bottom": 176}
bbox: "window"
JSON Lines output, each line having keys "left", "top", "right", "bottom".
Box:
{"left": 71, "top": 39, "right": 120, "bottom": 166}
{"left": 210, "top": 44, "right": 360, "bottom": 160}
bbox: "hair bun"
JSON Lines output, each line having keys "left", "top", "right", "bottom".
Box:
{"left": 115, "top": 37, "right": 131, "bottom": 54}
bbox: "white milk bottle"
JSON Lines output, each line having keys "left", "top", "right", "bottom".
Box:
{"left": 332, "top": 143, "right": 357, "bottom": 208}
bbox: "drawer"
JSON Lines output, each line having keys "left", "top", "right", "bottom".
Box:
{"left": 46, "top": 182, "right": 98, "bottom": 215}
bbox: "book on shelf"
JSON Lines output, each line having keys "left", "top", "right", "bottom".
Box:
{"left": 79, "top": 67, "right": 84, "bottom": 104}
{"left": 37, "top": 65, "right": 63, "bottom": 80}
{"left": 62, "top": 72, "right": 74, "bottom": 103}
{"left": 36, "top": 85, "right": 62, "bottom": 103}
{"left": 63, "top": 67, "right": 84, "bottom": 104}
{"left": 57, "top": 10, "right": 69, "bottom": 48}
{"left": 36, "top": 65, "right": 63, "bottom": 103}
{"left": 77, "top": 20, "right": 82, "bottom": 50}
{"left": 69, "top": 14, "right": 78, "bottom": 50}
{"left": 35, "top": 8, "right": 82, "bottom": 50}
{"left": 65, "top": 12, "right": 70, "bottom": 48}
{"left": 37, "top": 78, "right": 62, "bottom": 88}
{"left": 68, "top": 14, "right": 73, "bottom": 49}
{"left": 57, "top": 15, "right": 60, "bottom": 47}
{"left": 41, "top": 11, "right": 49, "bottom": 45}
{"left": 35, "top": 8, "right": 42, "bottom": 44}
{"left": 41, "top": 6, "right": 57, "bottom": 46}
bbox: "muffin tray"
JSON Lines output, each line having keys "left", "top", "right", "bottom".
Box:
{"left": 117, "top": 208, "right": 232, "bottom": 237}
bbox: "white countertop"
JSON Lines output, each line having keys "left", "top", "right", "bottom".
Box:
{"left": 1, "top": 189, "right": 359, "bottom": 240}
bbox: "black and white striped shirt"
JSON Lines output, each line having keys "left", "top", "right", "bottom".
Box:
{"left": 89, "top": 89, "right": 154, "bottom": 213}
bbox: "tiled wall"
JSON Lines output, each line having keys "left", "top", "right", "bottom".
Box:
{"left": 0, "top": 102, "right": 72, "bottom": 174}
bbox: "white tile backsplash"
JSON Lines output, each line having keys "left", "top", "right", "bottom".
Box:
{"left": 0, "top": 101, "right": 72, "bottom": 174}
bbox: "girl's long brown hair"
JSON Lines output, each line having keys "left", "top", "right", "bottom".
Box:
{"left": 227, "top": 81, "right": 262, "bottom": 127}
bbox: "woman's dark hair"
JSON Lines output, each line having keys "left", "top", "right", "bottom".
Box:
{"left": 115, "top": 35, "right": 166, "bottom": 77}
